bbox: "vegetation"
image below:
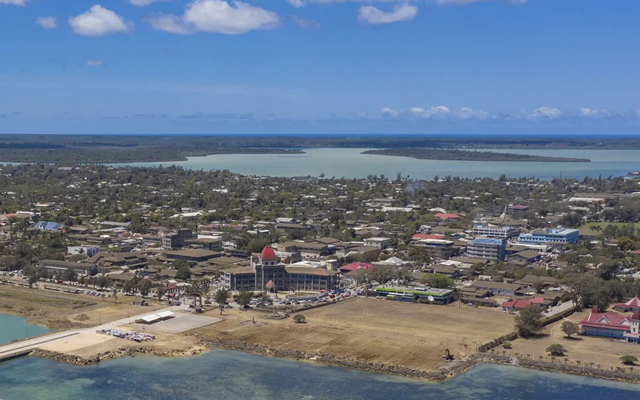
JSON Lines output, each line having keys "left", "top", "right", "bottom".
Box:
{"left": 419, "top": 273, "right": 455, "bottom": 289}
{"left": 546, "top": 344, "right": 567, "bottom": 356}
{"left": 363, "top": 148, "right": 591, "bottom": 163}
{"left": 515, "top": 305, "right": 544, "bottom": 338}
{"left": 561, "top": 321, "right": 581, "bottom": 338}
{"left": 293, "top": 314, "right": 307, "bottom": 323}
{"left": 620, "top": 355, "right": 639, "bottom": 365}
{"left": 237, "top": 291, "right": 253, "bottom": 308}
{"left": 502, "top": 341, "right": 512, "bottom": 349}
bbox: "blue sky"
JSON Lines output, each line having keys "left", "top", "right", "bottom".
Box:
{"left": 0, "top": 0, "right": 639, "bottom": 135}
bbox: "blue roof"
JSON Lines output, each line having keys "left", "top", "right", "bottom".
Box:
{"left": 470, "top": 238, "right": 504, "bottom": 245}
{"left": 35, "top": 221, "right": 62, "bottom": 231}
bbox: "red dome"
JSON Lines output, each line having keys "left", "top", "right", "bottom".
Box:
{"left": 260, "top": 247, "right": 277, "bottom": 261}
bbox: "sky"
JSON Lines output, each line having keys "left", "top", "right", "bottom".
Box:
{"left": 0, "top": 0, "right": 639, "bottom": 135}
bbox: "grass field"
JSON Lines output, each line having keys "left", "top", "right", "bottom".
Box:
{"left": 580, "top": 222, "right": 636, "bottom": 230}
{"left": 194, "top": 298, "right": 515, "bottom": 371}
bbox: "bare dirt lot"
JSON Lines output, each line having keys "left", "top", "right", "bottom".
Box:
{"left": 193, "top": 298, "right": 515, "bottom": 371}
{"left": 511, "top": 310, "right": 640, "bottom": 368}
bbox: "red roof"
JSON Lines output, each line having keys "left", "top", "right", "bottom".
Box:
{"left": 435, "top": 213, "right": 460, "bottom": 220}
{"left": 260, "top": 247, "right": 277, "bottom": 261}
{"left": 614, "top": 297, "right": 640, "bottom": 310}
{"left": 501, "top": 299, "right": 532, "bottom": 309}
{"left": 632, "top": 250, "right": 640, "bottom": 255}
{"left": 531, "top": 297, "right": 546, "bottom": 304}
{"left": 579, "top": 310, "right": 632, "bottom": 331}
{"left": 340, "top": 262, "right": 373, "bottom": 272}
{"left": 412, "top": 234, "right": 445, "bottom": 240}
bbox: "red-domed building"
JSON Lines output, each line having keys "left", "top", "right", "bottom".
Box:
{"left": 220, "top": 246, "right": 339, "bottom": 293}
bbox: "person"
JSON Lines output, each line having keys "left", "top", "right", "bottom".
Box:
{"left": 252, "top": 317, "right": 255, "bottom": 324}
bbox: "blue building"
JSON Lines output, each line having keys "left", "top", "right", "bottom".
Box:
{"left": 467, "top": 238, "right": 506, "bottom": 261}
{"left": 518, "top": 227, "right": 579, "bottom": 245}
{"left": 34, "top": 221, "right": 63, "bottom": 231}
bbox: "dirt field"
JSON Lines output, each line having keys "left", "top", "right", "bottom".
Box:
{"left": 0, "top": 284, "right": 165, "bottom": 330}
{"left": 511, "top": 310, "right": 640, "bottom": 368}
{"left": 192, "top": 298, "right": 515, "bottom": 371}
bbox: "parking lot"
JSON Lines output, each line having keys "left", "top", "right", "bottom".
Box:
{"left": 131, "top": 313, "right": 222, "bottom": 334}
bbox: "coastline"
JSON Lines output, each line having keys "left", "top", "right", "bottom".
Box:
{"left": 25, "top": 338, "right": 640, "bottom": 385}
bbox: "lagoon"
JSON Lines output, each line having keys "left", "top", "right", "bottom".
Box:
{"left": 0, "top": 314, "right": 50, "bottom": 345}
{"left": 122, "top": 148, "right": 640, "bottom": 180}
{"left": 0, "top": 350, "right": 639, "bottom": 400}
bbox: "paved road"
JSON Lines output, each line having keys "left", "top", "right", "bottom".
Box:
{"left": 544, "top": 300, "right": 575, "bottom": 319}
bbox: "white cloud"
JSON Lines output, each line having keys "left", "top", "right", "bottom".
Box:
{"left": 286, "top": 0, "right": 305, "bottom": 7}
{"left": 579, "top": 108, "right": 611, "bottom": 118}
{"left": 411, "top": 106, "right": 451, "bottom": 119}
{"left": 457, "top": 107, "right": 491, "bottom": 120}
{"left": 69, "top": 5, "right": 131, "bottom": 37}
{"left": 380, "top": 107, "right": 400, "bottom": 117}
{"left": 146, "top": 0, "right": 279, "bottom": 35}
{"left": 291, "top": 15, "right": 321, "bottom": 29}
{"left": 0, "top": 0, "right": 30, "bottom": 5}
{"left": 86, "top": 59, "right": 104, "bottom": 67}
{"left": 35, "top": 16, "right": 57, "bottom": 30}
{"left": 531, "top": 106, "right": 562, "bottom": 119}
{"left": 128, "top": 0, "right": 170, "bottom": 5}
{"left": 358, "top": 3, "right": 418, "bottom": 24}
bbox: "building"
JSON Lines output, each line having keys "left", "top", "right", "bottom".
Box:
{"left": 472, "top": 224, "right": 520, "bottom": 239}
{"left": 280, "top": 241, "right": 332, "bottom": 256}
{"left": 614, "top": 297, "right": 640, "bottom": 313}
{"left": 67, "top": 246, "right": 101, "bottom": 258}
{"left": 221, "top": 247, "right": 339, "bottom": 292}
{"left": 164, "top": 249, "right": 221, "bottom": 263}
{"left": 579, "top": 308, "right": 640, "bottom": 341}
{"left": 33, "top": 221, "right": 63, "bottom": 231}
{"left": 89, "top": 252, "right": 149, "bottom": 270}
{"left": 38, "top": 259, "right": 95, "bottom": 276}
{"left": 363, "top": 237, "right": 392, "bottom": 250}
{"left": 411, "top": 238, "right": 461, "bottom": 259}
{"left": 508, "top": 204, "right": 530, "bottom": 213}
{"left": 375, "top": 286, "right": 455, "bottom": 304}
{"left": 185, "top": 237, "right": 223, "bottom": 251}
{"left": 434, "top": 213, "right": 461, "bottom": 222}
{"left": 467, "top": 238, "right": 506, "bottom": 261}
{"left": 472, "top": 281, "right": 523, "bottom": 296}
{"left": 518, "top": 227, "right": 579, "bottom": 245}
{"left": 162, "top": 229, "right": 195, "bottom": 249}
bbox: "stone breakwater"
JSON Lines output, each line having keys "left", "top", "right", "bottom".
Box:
{"left": 30, "top": 345, "right": 206, "bottom": 366}
{"left": 28, "top": 340, "right": 640, "bottom": 384}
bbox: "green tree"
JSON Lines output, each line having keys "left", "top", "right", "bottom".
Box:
{"left": 619, "top": 237, "right": 636, "bottom": 251}
{"left": 620, "top": 355, "right": 639, "bottom": 365}
{"left": 420, "top": 273, "right": 454, "bottom": 289}
{"left": 138, "top": 279, "right": 153, "bottom": 297}
{"left": 515, "top": 305, "right": 544, "bottom": 338}
{"left": 561, "top": 321, "right": 581, "bottom": 338}
{"left": 95, "top": 274, "right": 112, "bottom": 290}
{"left": 546, "top": 344, "right": 567, "bottom": 356}
{"left": 293, "top": 314, "right": 306, "bottom": 323}
{"left": 215, "top": 288, "right": 230, "bottom": 315}
{"left": 237, "top": 291, "right": 253, "bottom": 308}
{"left": 61, "top": 268, "right": 77, "bottom": 282}
{"left": 175, "top": 261, "right": 192, "bottom": 280}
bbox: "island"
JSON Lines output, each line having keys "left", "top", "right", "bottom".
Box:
{"left": 362, "top": 148, "right": 591, "bottom": 162}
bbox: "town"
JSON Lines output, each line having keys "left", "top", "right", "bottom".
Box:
{"left": 1, "top": 164, "right": 640, "bottom": 378}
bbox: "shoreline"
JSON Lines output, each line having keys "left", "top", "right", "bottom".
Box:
{"left": 24, "top": 339, "right": 640, "bottom": 385}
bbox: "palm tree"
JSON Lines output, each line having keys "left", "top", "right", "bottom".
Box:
{"left": 187, "top": 279, "right": 206, "bottom": 310}
{"left": 215, "top": 288, "right": 230, "bottom": 315}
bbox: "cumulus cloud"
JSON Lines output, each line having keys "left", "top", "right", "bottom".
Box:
{"left": 358, "top": 3, "right": 418, "bottom": 24}
{"left": 35, "top": 16, "right": 57, "bottom": 30}
{"left": 531, "top": 106, "right": 562, "bottom": 119}
{"left": 69, "top": 5, "right": 131, "bottom": 37}
{"left": 128, "top": 0, "right": 170, "bottom": 5}
{"left": 291, "top": 15, "right": 321, "bottom": 29}
{"left": 579, "top": 108, "right": 612, "bottom": 118}
{"left": 0, "top": 0, "right": 31, "bottom": 5}
{"left": 457, "top": 107, "right": 491, "bottom": 120}
{"left": 86, "top": 59, "right": 104, "bottom": 67}
{"left": 380, "top": 107, "right": 400, "bottom": 117}
{"left": 411, "top": 106, "right": 451, "bottom": 119}
{"left": 286, "top": 0, "right": 305, "bottom": 7}
{"left": 146, "top": 0, "right": 279, "bottom": 35}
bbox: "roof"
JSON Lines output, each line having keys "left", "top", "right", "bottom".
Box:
{"left": 615, "top": 297, "right": 640, "bottom": 309}
{"left": 412, "top": 234, "right": 446, "bottom": 240}
{"left": 164, "top": 249, "right": 220, "bottom": 259}
{"left": 285, "top": 266, "right": 338, "bottom": 276}
{"left": 469, "top": 238, "right": 504, "bottom": 246}
{"left": 260, "top": 247, "right": 277, "bottom": 261}
{"left": 579, "top": 309, "right": 632, "bottom": 331}
{"left": 340, "top": 262, "right": 373, "bottom": 272}
{"left": 501, "top": 299, "right": 532, "bottom": 309}
{"left": 511, "top": 250, "right": 541, "bottom": 261}
{"left": 472, "top": 281, "right": 522, "bottom": 291}
{"left": 221, "top": 266, "right": 255, "bottom": 275}
{"left": 435, "top": 213, "right": 460, "bottom": 220}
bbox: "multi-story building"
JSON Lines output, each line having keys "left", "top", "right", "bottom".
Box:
{"left": 518, "top": 227, "right": 579, "bottom": 245}
{"left": 467, "top": 238, "right": 506, "bottom": 261}
{"left": 363, "top": 237, "right": 392, "bottom": 250}
{"left": 472, "top": 224, "right": 520, "bottom": 239}
{"left": 221, "top": 247, "right": 339, "bottom": 292}
{"left": 162, "top": 229, "right": 195, "bottom": 249}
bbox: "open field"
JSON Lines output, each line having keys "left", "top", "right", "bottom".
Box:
{"left": 0, "top": 284, "right": 165, "bottom": 330}
{"left": 510, "top": 310, "right": 640, "bottom": 368}
{"left": 579, "top": 222, "right": 637, "bottom": 231}
{"left": 192, "top": 298, "right": 515, "bottom": 371}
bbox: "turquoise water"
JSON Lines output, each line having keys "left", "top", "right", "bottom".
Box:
{"left": 120, "top": 148, "right": 640, "bottom": 180}
{"left": 0, "top": 314, "right": 50, "bottom": 344}
{"left": 0, "top": 350, "right": 638, "bottom": 400}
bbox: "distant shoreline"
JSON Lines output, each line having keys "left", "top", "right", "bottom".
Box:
{"left": 362, "top": 148, "right": 591, "bottom": 163}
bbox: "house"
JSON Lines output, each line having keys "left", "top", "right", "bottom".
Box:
{"left": 435, "top": 213, "right": 461, "bottom": 222}
{"left": 579, "top": 308, "right": 640, "bottom": 341}
{"left": 472, "top": 281, "right": 523, "bottom": 296}
{"left": 614, "top": 297, "right": 640, "bottom": 313}
{"left": 363, "top": 237, "right": 392, "bottom": 250}
{"left": 339, "top": 262, "right": 373, "bottom": 273}
{"left": 509, "top": 250, "right": 542, "bottom": 265}
{"left": 34, "top": 221, "right": 63, "bottom": 231}
{"left": 508, "top": 204, "right": 530, "bottom": 213}
{"left": 422, "top": 264, "right": 463, "bottom": 278}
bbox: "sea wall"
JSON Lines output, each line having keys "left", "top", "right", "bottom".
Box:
{"left": 30, "top": 345, "right": 205, "bottom": 366}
